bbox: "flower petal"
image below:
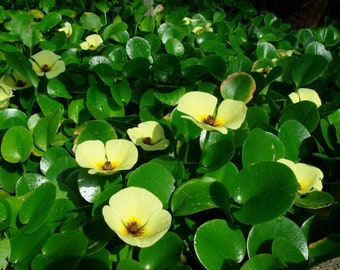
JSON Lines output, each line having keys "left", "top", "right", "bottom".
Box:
{"left": 177, "top": 91, "right": 217, "bottom": 122}
{"left": 31, "top": 50, "right": 61, "bottom": 67}
{"left": 75, "top": 140, "right": 106, "bottom": 170}
{"left": 140, "top": 139, "right": 169, "bottom": 151}
{"left": 45, "top": 60, "right": 66, "bottom": 79}
{"left": 127, "top": 127, "right": 144, "bottom": 145}
{"left": 216, "top": 99, "right": 247, "bottom": 130}
{"left": 297, "top": 88, "right": 322, "bottom": 108}
{"left": 295, "top": 163, "right": 323, "bottom": 193}
{"left": 105, "top": 139, "right": 138, "bottom": 171}
{"left": 80, "top": 41, "right": 90, "bottom": 50}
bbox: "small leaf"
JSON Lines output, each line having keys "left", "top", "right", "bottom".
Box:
{"left": 1, "top": 126, "right": 33, "bottom": 163}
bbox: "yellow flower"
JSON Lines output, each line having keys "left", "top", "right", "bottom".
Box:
{"left": 1, "top": 71, "right": 32, "bottom": 90}
{"left": 278, "top": 158, "right": 323, "bottom": 195}
{"left": 75, "top": 139, "right": 138, "bottom": 175}
{"left": 192, "top": 23, "right": 213, "bottom": 35}
{"left": 288, "top": 88, "right": 322, "bottom": 108}
{"left": 58, "top": 22, "right": 72, "bottom": 37}
{"left": 102, "top": 186, "right": 172, "bottom": 248}
{"left": 127, "top": 121, "right": 169, "bottom": 151}
{"left": 30, "top": 50, "right": 66, "bottom": 79}
{"left": 177, "top": 91, "right": 247, "bottom": 134}
{"left": 80, "top": 34, "right": 103, "bottom": 50}
{"left": 0, "top": 83, "right": 12, "bottom": 109}
{"left": 183, "top": 17, "right": 199, "bottom": 25}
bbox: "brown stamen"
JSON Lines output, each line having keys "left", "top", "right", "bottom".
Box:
{"left": 41, "top": 64, "right": 50, "bottom": 72}
{"left": 143, "top": 137, "right": 152, "bottom": 145}
{"left": 203, "top": 115, "right": 218, "bottom": 126}
{"left": 101, "top": 161, "right": 114, "bottom": 170}
{"left": 16, "top": 80, "right": 26, "bottom": 87}
{"left": 125, "top": 221, "right": 144, "bottom": 237}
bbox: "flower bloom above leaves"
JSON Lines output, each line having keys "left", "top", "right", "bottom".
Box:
{"left": 177, "top": 91, "right": 247, "bottom": 134}
{"left": 0, "top": 83, "right": 13, "bottom": 109}
{"left": 75, "top": 139, "right": 138, "bottom": 175}
{"left": 102, "top": 186, "right": 172, "bottom": 248}
{"left": 80, "top": 34, "right": 103, "bottom": 50}
{"left": 289, "top": 88, "right": 322, "bottom": 108}
{"left": 30, "top": 50, "right": 66, "bottom": 79}
{"left": 58, "top": 22, "right": 72, "bottom": 37}
{"left": 127, "top": 121, "right": 169, "bottom": 151}
{"left": 278, "top": 158, "right": 323, "bottom": 195}
{"left": 1, "top": 71, "right": 32, "bottom": 90}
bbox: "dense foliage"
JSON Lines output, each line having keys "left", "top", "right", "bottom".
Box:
{"left": 0, "top": 0, "right": 340, "bottom": 269}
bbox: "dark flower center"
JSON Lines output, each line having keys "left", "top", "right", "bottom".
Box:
{"left": 41, "top": 64, "right": 51, "bottom": 72}
{"left": 203, "top": 115, "right": 218, "bottom": 126}
{"left": 125, "top": 221, "right": 144, "bottom": 237}
{"left": 101, "top": 161, "right": 114, "bottom": 170}
{"left": 16, "top": 80, "right": 26, "bottom": 87}
{"left": 143, "top": 137, "right": 152, "bottom": 145}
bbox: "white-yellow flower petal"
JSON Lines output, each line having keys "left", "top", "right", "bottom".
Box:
{"left": 127, "top": 121, "right": 169, "bottom": 151}
{"left": 0, "top": 84, "right": 12, "bottom": 109}
{"left": 289, "top": 88, "right": 322, "bottom": 108}
{"left": 31, "top": 50, "right": 61, "bottom": 66}
{"left": 295, "top": 163, "right": 323, "bottom": 194}
{"left": 177, "top": 91, "right": 217, "bottom": 122}
{"left": 105, "top": 139, "right": 138, "bottom": 171}
{"left": 30, "top": 50, "right": 65, "bottom": 78}
{"left": 102, "top": 187, "right": 171, "bottom": 248}
{"left": 45, "top": 60, "right": 66, "bottom": 79}
{"left": 75, "top": 140, "right": 106, "bottom": 174}
{"left": 216, "top": 99, "right": 247, "bottom": 130}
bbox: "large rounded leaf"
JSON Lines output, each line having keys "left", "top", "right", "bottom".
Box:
{"left": 171, "top": 177, "right": 229, "bottom": 216}
{"left": 31, "top": 231, "right": 88, "bottom": 269}
{"left": 126, "top": 37, "right": 152, "bottom": 63}
{"left": 0, "top": 109, "right": 27, "bottom": 130}
{"left": 294, "top": 191, "right": 334, "bottom": 209}
{"left": 242, "top": 128, "right": 285, "bottom": 167}
{"left": 220, "top": 71, "right": 256, "bottom": 103}
{"left": 19, "top": 182, "right": 56, "bottom": 234}
{"left": 1, "top": 126, "right": 33, "bottom": 163}
{"left": 279, "top": 101, "right": 320, "bottom": 132}
{"left": 278, "top": 120, "right": 311, "bottom": 162}
{"left": 292, "top": 54, "right": 328, "bottom": 88}
{"left": 194, "top": 219, "right": 246, "bottom": 270}
{"left": 241, "top": 254, "right": 288, "bottom": 270}
{"left": 127, "top": 162, "right": 175, "bottom": 208}
{"left": 247, "top": 216, "right": 308, "bottom": 262}
{"left": 139, "top": 232, "right": 182, "bottom": 269}
{"left": 231, "top": 161, "right": 298, "bottom": 224}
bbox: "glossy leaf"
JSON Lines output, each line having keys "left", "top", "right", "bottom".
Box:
{"left": 1, "top": 126, "right": 33, "bottom": 163}
{"left": 194, "top": 219, "right": 246, "bottom": 269}
{"left": 242, "top": 128, "right": 285, "bottom": 167}
{"left": 0, "top": 109, "right": 27, "bottom": 130}
{"left": 294, "top": 191, "right": 334, "bottom": 209}
{"left": 127, "top": 162, "right": 176, "bottom": 208}
{"left": 220, "top": 71, "right": 256, "bottom": 103}
{"left": 241, "top": 254, "right": 288, "bottom": 270}
{"left": 19, "top": 182, "right": 56, "bottom": 234}
{"left": 139, "top": 232, "right": 182, "bottom": 269}
{"left": 232, "top": 162, "right": 298, "bottom": 224}
{"left": 171, "top": 177, "right": 229, "bottom": 216}
{"left": 247, "top": 216, "right": 308, "bottom": 260}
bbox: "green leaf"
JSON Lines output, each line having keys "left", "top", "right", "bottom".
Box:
{"left": 279, "top": 101, "right": 319, "bottom": 133}
{"left": 128, "top": 162, "right": 175, "bottom": 208}
{"left": 0, "top": 237, "right": 10, "bottom": 270}
{"left": 194, "top": 219, "right": 246, "bottom": 269}
{"left": 232, "top": 162, "right": 298, "bottom": 224}
{"left": 256, "top": 42, "right": 277, "bottom": 59}
{"left": 39, "top": 12, "right": 61, "bottom": 32}
{"left": 126, "top": 37, "right": 152, "bottom": 62}
{"left": 0, "top": 109, "right": 27, "bottom": 130}
{"left": 201, "top": 55, "right": 226, "bottom": 81}
{"left": 39, "top": 0, "right": 56, "bottom": 12}
{"left": 1, "top": 126, "right": 33, "bottom": 163}
{"left": 33, "top": 109, "right": 62, "bottom": 152}
{"left": 294, "top": 191, "right": 334, "bottom": 209}
{"left": 116, "top": 259, "right": 145, "bottom": 270}
{"left": 139, "top": 16, "right": 155, "bottom": 33}
{"left": 47, "top": 78, "right": 72, "bottom": 99}
{"left": 19, "top": 182, "right": 56, "bottom": 234}
{"left": 103, "top": 21, "right": 128, "bottom": 41}
{"left": 122, "top": 57, "right": 150, "bottom": 78}
{"left": 278, "top": 120, "right": 311, "bottom": 162}
{"left": 247, "top": 216, "right": 309, "bottom": 260}
{"left": 242, "top": 128, "right": 285, "bottom": 167}
{"left": 36, "top": 94, "right": 64, "bottom": 117}
{"left": 139, "top": 232, "right": 182, "bottom": 269}
{"left": 171, "top": 177, "right": 229, "bottom": 216}
{"left": 165, "top": 38, "right": 184, "bottom": 56}
{"left": 10, "top": 225, "right": 51, "bottom": 266}
{"left": 292, "top": 55, "right": 328, "bottom": 88}
{"left": 5, "top": 52, "right": 39, "bottom": 88}
{"left": 74, "top": 120, "right": 117, "bottom": 145}
{"left": 15, "top": 173, "right": 49, "bottom": 196}
{"left": 150, "top": 155, "right": 185, "bottom": 181}
{"left": 220, "top": 71, "right": 256, "bottom": 103}
{"left": 241, "top": 254, "right": 288, "bottom": 270}
{"left": 40, "top": 146, "right": 71, "bottom": 175}
{"left": 31, "top": 231, "right": 88, "bottom": 269}
{"left": 80, "top": 12, "right": 103, "bottom": 31}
